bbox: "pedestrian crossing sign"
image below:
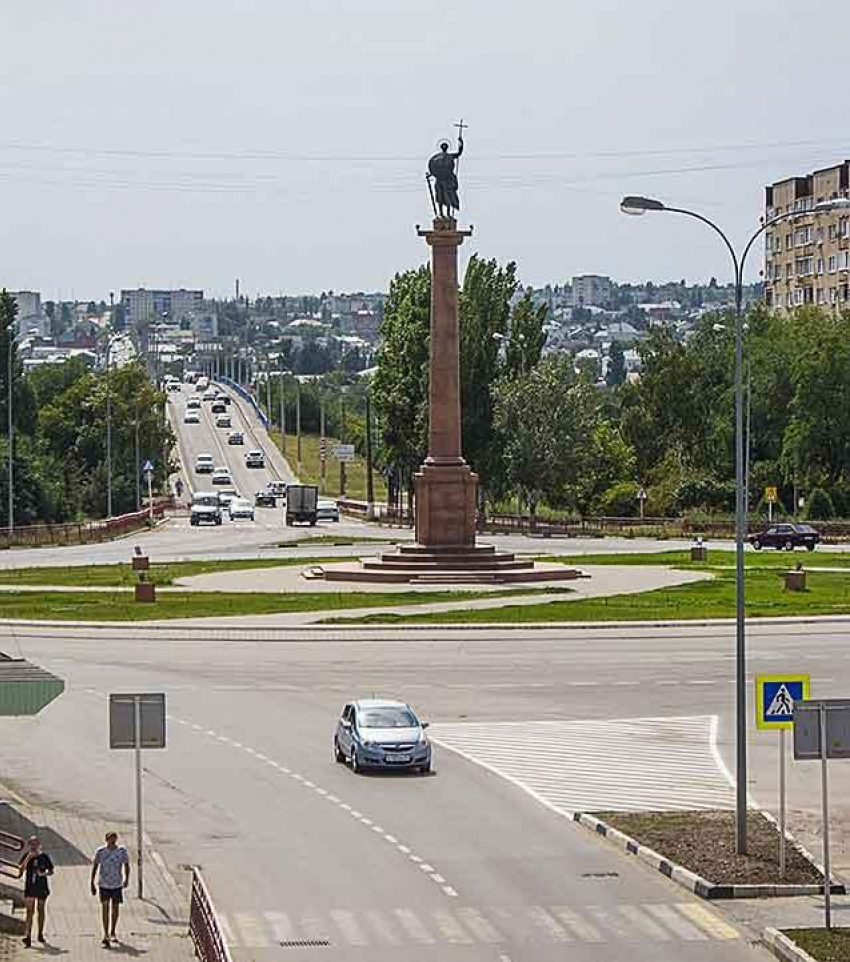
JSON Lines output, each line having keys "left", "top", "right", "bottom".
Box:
{"left": 756, "top": 674, "right": 810, "bottom": 730}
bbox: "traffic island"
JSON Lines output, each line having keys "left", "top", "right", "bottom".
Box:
{"left": 574, "top": 810, "right": 844, "bottom": 899}
{"left": 765, "top": 926, "right": 850, "bottom": 962}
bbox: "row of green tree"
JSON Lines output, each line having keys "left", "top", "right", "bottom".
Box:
{"left": 369, "top": 262, "right": 850, "bottom": 520}
{"left": 0, "top": 291, "right": 174, "bottom": 523}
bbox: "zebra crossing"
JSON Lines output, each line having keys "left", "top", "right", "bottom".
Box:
{"left": 430, "top": 715, "right": 736, "bottom": 813}
{"left": 217, "top": 901, "right": 739, "bottom": 949}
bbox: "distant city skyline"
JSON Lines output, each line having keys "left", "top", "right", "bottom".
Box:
{"left": 2, "top": 1, "right": 848, "bottom": 296}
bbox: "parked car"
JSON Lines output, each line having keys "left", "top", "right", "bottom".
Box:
{"left": 255, "top": 490, "right": 277, "bottom": 508}
{"left": 183, "top": 409, "right": 201, "bottom": 425}
{"left": 229, "top": 498, "right": 255, "bottom": 521}
{"left": 316, "top": 499, "right": 340, "bottom": 522}
{"left": 215, "top": 414, "right": 232, "bottom": 428}
{"left": 186, "top": 397, "right": 202, "bottom": 410}
{"left": 211, "top": 467, "right": 232, "bottom": 486}
{"left": 334, "top": 700, "right": 431, "bottom": 774}
{"left": 190, "top": 491, "right": 222, "bottom": 526}
{"left": 748, "top": 523, "right": 820, "bottom": 552}
{"left": 194, "top": 454, "right": 214, "bottom": 474}
{"left": 245, "top": 449, "right": 265, "bottom": 468}
{"left": 227, "top": 431, "right": 244, "bottom": 445}
{"left": 211, "top": 401, "right": 226, "bottom": 414}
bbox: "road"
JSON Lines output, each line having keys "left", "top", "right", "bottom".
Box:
{"left": 4, "top": 620, "right": 844, "bottom": 960}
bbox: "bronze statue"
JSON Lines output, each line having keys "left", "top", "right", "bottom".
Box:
{"left": 427, "top": 121, "right": 466, "bottom": 217}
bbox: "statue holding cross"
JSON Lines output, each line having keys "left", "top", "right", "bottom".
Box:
{"left": 427, "top": 120, "right": 467, "bottom": 218}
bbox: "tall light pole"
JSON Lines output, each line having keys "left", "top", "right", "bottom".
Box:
{"left": 620, "top": 194, "right": 850, "bottom": 855}
{"left": 105, "top": 335, "right": 114, "bottom": 518}
{"left": 6, "top": 318, "right": 13, "bottom": 537}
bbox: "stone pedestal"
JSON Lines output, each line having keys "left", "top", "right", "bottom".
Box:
{"left": 415, "top": 462, "right": 477, "bottom": 547}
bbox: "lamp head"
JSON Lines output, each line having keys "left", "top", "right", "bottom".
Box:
{"left": 620, "top": 195, "right": 665, "bottom": 216}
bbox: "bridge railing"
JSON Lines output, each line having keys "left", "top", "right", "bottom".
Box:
{"left": 189, "top": 868, "right": 234, "bottom": 962}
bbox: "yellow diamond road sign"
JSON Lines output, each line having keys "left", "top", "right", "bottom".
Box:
{"left": 755, "top": 674, "right": 810, "bottom": 730}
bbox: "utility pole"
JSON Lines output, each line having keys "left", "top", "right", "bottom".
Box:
{"left": 296, "top": 379, "right": 302, "bottom": 473}
{"left": 340, "top": 395, "right": 347, "bottom": 497}
{"left": 106, "top": 336, "right": 113, "bottom": 518}
{"left": 320, "top": 397, "right": 326, "bottom": 493}
{"left": 134, "top": 404, "right": 141, "bottom": 511}
{"left": 279, "top": 370, "right": 286, "bottom": 455}
{"left": 6, "top": 319, "right": 13, "bottom": 537}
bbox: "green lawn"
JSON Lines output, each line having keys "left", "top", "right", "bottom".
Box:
{"left": 0, "top": 557, "right": 340, "bottom": 588}
{"left": 326, "top": 569, "right": 850, "bottom": 625}
{"left": 0, "top": 587, "right": 561, "bottom": 622}
{"left": 541, "top": 548, "right": 850, "bottom": 570}
{"left": 783, "top": 929, "right": 850, "bottom": 962}
{"left": 269, "top": 431, "right": 388, "bottom": 501}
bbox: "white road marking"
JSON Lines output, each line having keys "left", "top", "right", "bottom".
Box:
{"left": 263, "top": 910, "right": 294, "bottom": 942}
{"left": 645, "top": 904, "right": 707, "bottom": 940}
{"left": 432, "top": 909, "right": 473, "bottom": 944}
{"left": 330, "top": 909, "right": 367, "bottom": 946}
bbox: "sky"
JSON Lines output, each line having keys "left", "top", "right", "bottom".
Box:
{"left": 2, "top": 0, "right": 849, "bottom": 300}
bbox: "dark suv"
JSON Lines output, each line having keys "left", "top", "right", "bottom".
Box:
{"left": 748, "top": 523, "right": 820, "bottom": 551}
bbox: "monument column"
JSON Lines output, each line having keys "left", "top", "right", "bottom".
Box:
{"left": 414, "top": 217, "right": 478, "bottom": 547}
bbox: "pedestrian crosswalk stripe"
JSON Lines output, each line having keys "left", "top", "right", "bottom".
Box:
{"left": 218, "top": 903, "right": 740, "bottom": 948}
{"left": 394, "top": 908, "right": 434, "bottom": 944}
{"left": 676, "top": 902, "right": 739, "bottom": 939}
{"left": 645, "top": 904, "right": 707, "bottom": 940}
{"left": 431, "top": 715, "right": 734, "bottom": 814}
{"left": 618, "top": 904, "right": 671, "bottom": 940}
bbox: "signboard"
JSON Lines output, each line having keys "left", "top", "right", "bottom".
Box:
{"left": 332, "top": 444, "right": 355, "bottom": 463}
{"left": 765, "top": 485, "right": 778, "bottom": 504}
{"left": 637, "top": 488, "right": 647, "bottom": 501}
{"left": 755, "top": 674, "right": 810, "bottom": 730}
{"left": 109, "top": 693, "right": 166, "bottom": 749}
{"left": 142, "top": 460, "right": 154, "bottom": 474}
{"left": 793, "top": 699, "right": 850, "bottom": 760}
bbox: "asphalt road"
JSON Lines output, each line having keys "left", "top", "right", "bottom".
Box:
{"left": 4, "top": 621, "right": 843, "bottom": 960}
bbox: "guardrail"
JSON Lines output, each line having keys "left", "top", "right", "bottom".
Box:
{"left": 214, "top": 376, "right": 270, "bottom": 430}
{"left": 0, "top": 502, "right": 170, "bottom": 550}
{"left": 189, "top": 868, "right": 234, "bottom": 962}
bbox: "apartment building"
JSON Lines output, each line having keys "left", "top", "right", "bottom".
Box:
{"left": 120, "top": 288, "right": 203, "bottom": 325}
{"left": 571, "top": 274, "right": 612, "bottom": 309}
{"left": 764, "top": 161, "right": 850, "bottom": 311}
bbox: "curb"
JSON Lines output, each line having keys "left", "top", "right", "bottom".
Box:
{"left": 572, "top": 813, "right": 846, "bottom": 900}
{"left": 763, "top": 927, "right": 819, "bottom": 962}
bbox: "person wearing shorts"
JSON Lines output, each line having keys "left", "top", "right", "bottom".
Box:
{"left": 18, "top": 836, "right": 54, "bottom": 948}
{"left": 90, "top": 832, "right": 130, "bottom": 948}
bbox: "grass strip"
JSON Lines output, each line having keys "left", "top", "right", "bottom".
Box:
{"left": 540, "top": 549, "right": 850, "bottom": 569}
{"left": 0, "top": 587, "right": 562, "bottom": 622}
{"left": 325, "top": 569, "right": 850, "bottom": 624}
{"left": 783, "top": 928, "right": 850, "bottom": 962}
{"left": 0, "top": 557, "right": 341, "bottom": 588}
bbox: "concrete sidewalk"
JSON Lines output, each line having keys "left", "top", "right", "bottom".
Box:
{"left": 0, "top": 802, "right": 193, "bottom": 961}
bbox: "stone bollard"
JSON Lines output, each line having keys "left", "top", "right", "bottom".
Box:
{"left": 784, "top": 568, "right": 806, "bottom": 592}
{"left": 135, "top": 582, "right": 156, "bottom": 602}
{"left": 690, "top": 545, "right": 707, "bottom": 563}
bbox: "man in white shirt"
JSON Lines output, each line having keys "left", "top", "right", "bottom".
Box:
{"left": 89, "top": 832, "right": 130, "bottom": 948}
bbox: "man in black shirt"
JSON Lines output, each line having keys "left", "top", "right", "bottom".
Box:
{"left": 18, "top": 836, "right": 54, "bottom": 948}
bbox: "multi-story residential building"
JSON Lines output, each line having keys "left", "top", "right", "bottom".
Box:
{"left": 9, "top": 292, "right": 48, "bottom": 336}
{"left": 764, "top": 161, "right": 850, "bottom": 311}
{"left": 120, "top": 288, "right": 203, "bottom": 325}
{"left": 571, "top": 274, "right": 612, "bottom": 309}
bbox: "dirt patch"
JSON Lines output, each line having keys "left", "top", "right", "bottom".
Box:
{"left": 597, "top": 810, "right": 824, "bottom": 886}
{"left": 784, "top": 928, "right": 850, "bottom": 962}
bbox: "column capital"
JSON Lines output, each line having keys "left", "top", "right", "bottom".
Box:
{"left": 416, "top": 218, "right": 473, "bottom": 246}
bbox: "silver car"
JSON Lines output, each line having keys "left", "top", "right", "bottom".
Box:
{"left": 334, "top": 699, "right": 432, "bottom": 775}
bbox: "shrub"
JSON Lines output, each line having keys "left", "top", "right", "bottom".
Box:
{"left": 597, "top": 481, "right": 639, "bottom": 517}
{"left": 806, "top": 487, "right": 835, "bottom": 520}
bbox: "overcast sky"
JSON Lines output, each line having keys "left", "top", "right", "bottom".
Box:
{"left": 2, "top": 0, "right": 848, "bottom": 299}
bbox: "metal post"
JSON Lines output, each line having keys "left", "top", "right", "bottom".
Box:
{"left": 296, "top": 380, "right": 302, "bottom": 473}
{"left": 106, "top": 339, "right": 113, "bottom": 518}
{"left": 147, "top": 470, "right": 153, "bottom": 524}
{"left": 134, "top": 407, "right": 141, "bottom": 511}
{"left": 134, "top": 696, "right": 144, "bottom": 900}
{"left": 779, "top": 728, "right": 786, "bottom": 878}
{"left": 365, "top": 391, "right": 375, "bottom": 520}
{"left": 734, "top": 274, "right": 748, "bottom": 855}
{"left": 745, "top": 363, "right": 751, "bottom": 515}
{"left": 820, "top": 702, "right": 831, "bottom": 929}
{"left": 319, "top": 398, "right": 326, "bottom": 493}
{"left": 6, "top": 322, "right": 13, "bottom": 537}
{"left": 340, "top": 396, "right": 347, "bottom": 497}
{"left": 266, "top": 363, "right": 272, "bottom": 422}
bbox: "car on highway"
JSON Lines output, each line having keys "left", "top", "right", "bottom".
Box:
{"left": 190, "top": 491, "right": 222, "bottom": 526}
{"left": 227, "top": 430, "right": 244, "bottom": 445}
{"left": 183, "top": 409, "right": 201, "bottom": 425}
{"left": 194, "top": 454, "right": 214, "bottom": 474}
{"left": 748, "top": 523, "right": 820, "bottom": 551}
{"left": 167, "top": 380, "right": 181, "bottom": 392}
{"left": 334, "top": 700, "right": 431, "bottom": 774}
{"left": 186, "top": 396, "right": 202, "bottom": 410}
{"left": 217, "top": 489, "right": 239, "bottom": 511}
{"left": 203, "top": 388, "right": 218, "bottom": 402}
{"left": 267, "top": 481, "right": 288, "bottom": 498}
{"left": 316, "top": 499, "right": 340, "bottom": 522}
{"left": 229, "top": 498, "right": 255, "bottom": 521}
{"left": 245, "top": 449, "right": 265, "bottom": 468}
{"left": 215, "top": 414, "right": 232, "bottom": 428}
{"left": 215, "top": 393, "right": 231, "bottom": 406}
{"left": 211, "top": 401, "right": 226, "bottom": 414}
{"left": 211, "top": 467, "right": 233, "bottom": 486}
{"left": 254, "top": 490, "right": 277, "bottom": 508}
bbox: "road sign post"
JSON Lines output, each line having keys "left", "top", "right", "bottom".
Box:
{"left": 755, "top": 674, "right": 810, "bottom": 879}
{"left": 637, "top": 487, "right": 647, "bottom": 520}
{"left": 143, "top": 460, "right": 154, "bottom": 524}
{"left": 109, "top": 693, "right": 166, "bottom": 900}
{"left": 765, "top": 485, "right": 778, "bottom": 523}
{"left": 793, "top": 697, "right": 850, "bottom": 930}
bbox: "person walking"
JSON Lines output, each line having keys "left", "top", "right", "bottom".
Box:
{"left": 18, "top": 835, "right": 54, "bottom": 948}
{"left": 90, "top": 832, "right": 130, "bottom": 948}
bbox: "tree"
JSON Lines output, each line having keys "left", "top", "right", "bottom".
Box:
{"left": 806, "top": 487, "right": 834, "bottom": 520}
{"left": 606, "top": 340, "right": 626, "bottom": 387}
{"left": 0, "top": 291, "right": 36, "bottom": 435}
{"left": 503, "top": 291, "right": 547, "bottom": 379}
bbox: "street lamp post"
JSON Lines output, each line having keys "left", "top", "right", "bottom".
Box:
{"left": 620, "top": 194, "right": 850, "bottom": 855}
{"left": 6, "top": 320, "right": 13, "bottom": 538}
{"left": 105, "top": 335, "right": 113, "bottom": 518}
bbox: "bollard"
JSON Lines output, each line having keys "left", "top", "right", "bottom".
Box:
{"left": 690, "top": 545, "right": 707, "bottom": 562}
{"left": 784, "top": 569, "right": 806, "bottom": 592}
{"left": 135, "top": 583, "right": 156, "bottom": 602}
